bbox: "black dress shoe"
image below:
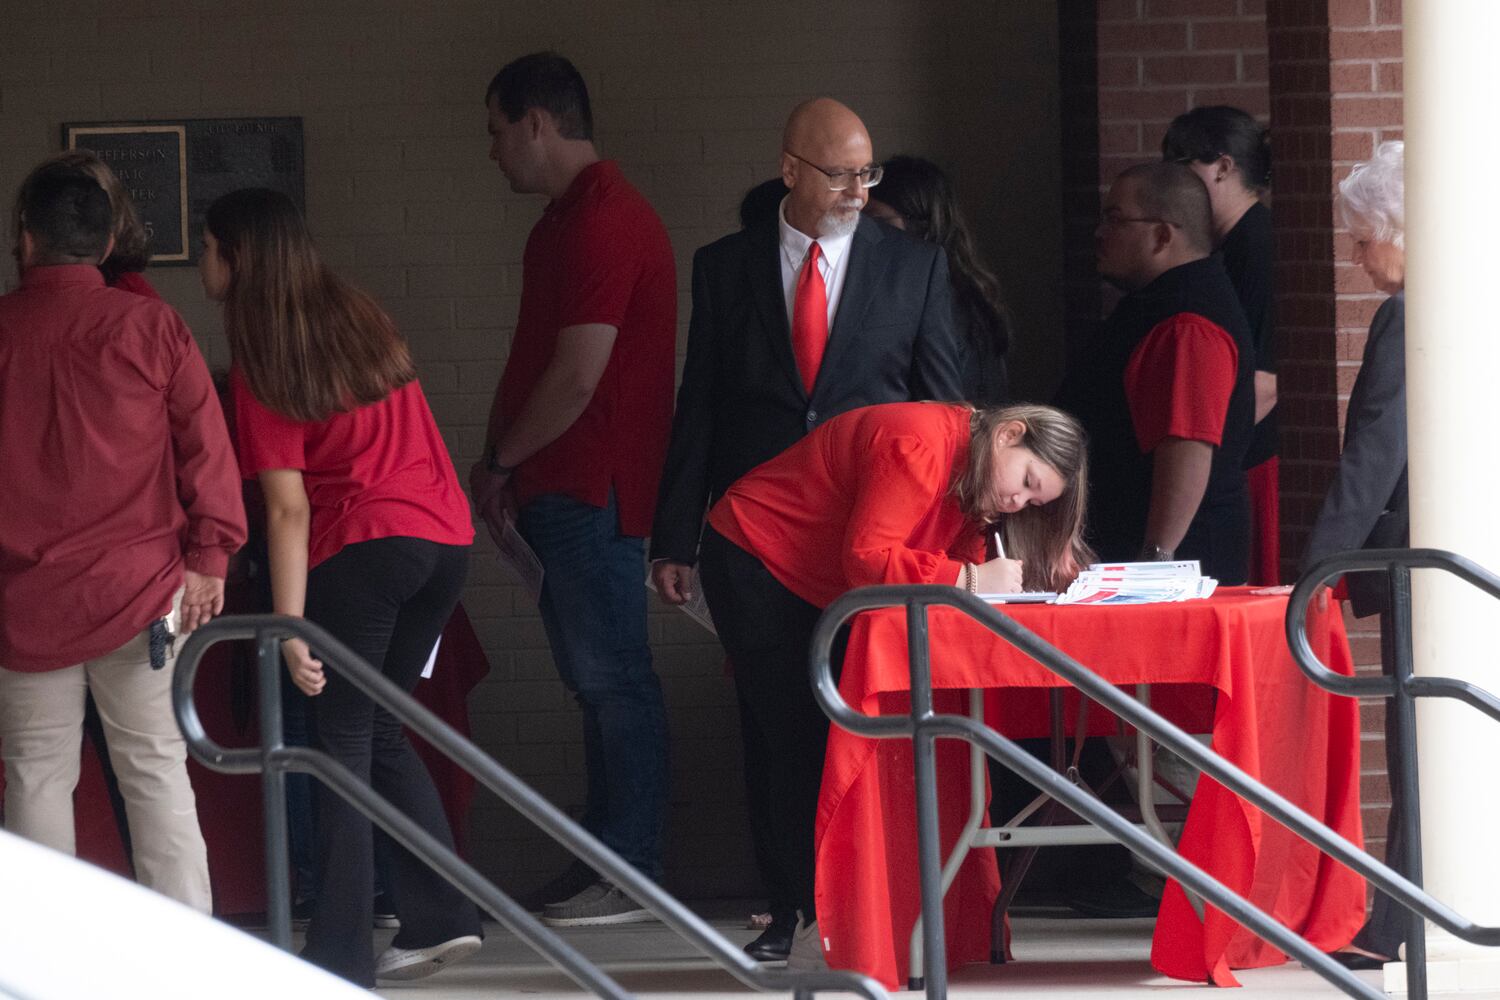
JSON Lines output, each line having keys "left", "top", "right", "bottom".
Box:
{"left": 1330, "top": 950, "right": 1391, "bottom": 971}
{"left": 745, "top": 910, "right": 798, "bottom": 962}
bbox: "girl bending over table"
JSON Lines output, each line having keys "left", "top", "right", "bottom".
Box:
{"left": 694, "top": 400, "right": 1090, "bottom": 969}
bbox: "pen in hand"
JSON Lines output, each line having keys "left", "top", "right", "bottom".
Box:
{"left": 994, "top": 530, "right": 1005, "bottom": 560}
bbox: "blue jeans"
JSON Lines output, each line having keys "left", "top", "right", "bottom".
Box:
{"left": 518, "top": 493, "right": 668, "bottom": 879}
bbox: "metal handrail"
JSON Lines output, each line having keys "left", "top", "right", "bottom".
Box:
{"left": 173, "top": 614, "right": 889, "bottom": 1000}
{"left": 809, "top": 586, "right": 1500, "bottom": 1000}
{"left": 1288, "top": 548, "right": 1500, "bottom": 720}
{"left": 1287, "top": 547, "right": 1500, "bottom": 1000}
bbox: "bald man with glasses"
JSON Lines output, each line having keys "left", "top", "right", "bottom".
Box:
{"left": 650, "top": 98, "right": 962, "bottom": 966}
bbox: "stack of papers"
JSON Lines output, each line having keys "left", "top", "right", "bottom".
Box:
{"left": 977, "top": 592, "right": 1058, "bottom": 604}
{"left": 1055, "top": 560, "right": 1217, "bottom": 605}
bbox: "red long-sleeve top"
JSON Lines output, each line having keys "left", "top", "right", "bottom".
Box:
{"left": 0, "top": 266, "right": 247, "bottom": 672}
{"left": 708, "top": 402, "right": 985, "bottom": 609}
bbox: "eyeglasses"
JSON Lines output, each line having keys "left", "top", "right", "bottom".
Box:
{"left": 785, "top": 151, "right": 883, "bottom": 192}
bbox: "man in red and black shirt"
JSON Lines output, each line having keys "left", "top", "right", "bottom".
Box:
{"left": 0, "top": 164, "right": 246, "bottom": 911}
{"left": 1056, "top": 161, "right": 1254, "bottom": 584}
{"left": 470, "top": 53, "right": 675, "bottom": 926}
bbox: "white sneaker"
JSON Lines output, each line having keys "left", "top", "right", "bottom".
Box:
{"left": 787, "top": 915, "right": 827, "bottom": 972}
{"left": 375, "top": 934, "right": 482, "bottom": 981}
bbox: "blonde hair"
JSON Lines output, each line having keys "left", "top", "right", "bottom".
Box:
{"left": 952, "top": 403, "right": 1094, "bottom": 592}
{"left": 11, "top": 150, "right": 152, "bottom": 280}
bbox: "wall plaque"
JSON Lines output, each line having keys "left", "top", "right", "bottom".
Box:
{"left": 62, "top": 117, "right": 305, "bottom": 266}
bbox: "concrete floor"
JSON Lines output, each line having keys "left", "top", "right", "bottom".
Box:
{"left": 363, "top": 911, "right": 1400, "bottom": 999}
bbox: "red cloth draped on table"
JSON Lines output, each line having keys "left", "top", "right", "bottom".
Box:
{"left": 815, "top": 588, "right": 1365, "bottom": 989}
{"left": 0, "top": 603, "right": 490, "bottom": 915}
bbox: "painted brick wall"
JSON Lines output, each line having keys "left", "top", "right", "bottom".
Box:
{"left": 0, "top": 0, "right": 1065, "bottom": 902}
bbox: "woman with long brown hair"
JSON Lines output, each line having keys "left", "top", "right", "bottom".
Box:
{"left": 201, "top": 188, "right": 480, "bottom": 987}
{"left": 864, "top": 155, "right": 1011, "bottom": 406}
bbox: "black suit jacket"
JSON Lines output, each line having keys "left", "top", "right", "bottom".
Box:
{"left": 1301, "top": 292, "right": 1407, "bottom": 617}
{"left": 650, "top": 214, "right": 964, "bottom": 564}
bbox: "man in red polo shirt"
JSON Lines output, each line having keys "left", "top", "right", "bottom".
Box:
{"left": 471, "top": 52, "right": 675, "bottom": 926}
{"left": 0, "top": 164, "right": 246, "bottom": 911}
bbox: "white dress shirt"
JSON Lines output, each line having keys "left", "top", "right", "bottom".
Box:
{"left": 777, "top": 197, "right": 854, "bottom": 331}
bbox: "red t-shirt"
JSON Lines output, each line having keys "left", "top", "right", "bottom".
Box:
{"left": 708, "top": 403, "right": 985, "bottom": 609}
{"left": 491, "top": 160, "right": 676, "bottom": 537}
{"left": 1123, "top": 313, "right": 1239, "bottom": 452}
{"left": 232, "top": 372, "right": 474, "bottom": 568}
{"left": 0, "top": 266, "right": 246, "bottom": 671}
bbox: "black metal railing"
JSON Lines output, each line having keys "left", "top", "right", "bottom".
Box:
{"left": 173, "top": 614, "right": 889, "bottom": 1000}
{"left": 809, "top": 585, "right": 1500, "bottom": 1000}
{"left": 1288, "top": 547, "right": 1500, "bottom": 1000}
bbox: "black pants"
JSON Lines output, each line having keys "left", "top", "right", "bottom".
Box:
{"left": 1353, "top": 613, "right": 1407, "bottom": 959}
{"left": 300, "top": 537, "right": 481, "bottom": 987}
{"left": 699, "top": 527, "right": 845, "bottom": 920}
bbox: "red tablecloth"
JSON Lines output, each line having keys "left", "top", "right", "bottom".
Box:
{"left": 815, "top": 588, "right": 1366, "bottom": 989}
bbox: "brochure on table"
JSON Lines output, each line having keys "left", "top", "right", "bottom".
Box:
{"left": 980, "top": 561, "right": 1218, "bottom": 606}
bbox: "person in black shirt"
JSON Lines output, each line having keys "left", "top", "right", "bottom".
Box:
{"left": 1163, "top": 106, "right": 1280, "bottom": 583}
{"left": 865, "top": 155, "right": 1011, "bottom": 406}
{"left": 1055, "top": 162, "right": 1255, "bottom": 583}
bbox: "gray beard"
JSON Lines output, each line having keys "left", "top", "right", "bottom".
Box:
{"left": 817, "top": 204, "right": 862, "bottom": 238}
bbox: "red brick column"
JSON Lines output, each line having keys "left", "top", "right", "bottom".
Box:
{"left": 1267, "top": 0, "right": 1403, "bottom": 854}
{"left": 1060, "top": 1, "right": 1272, "bottom": 358}
{"left": 1096, "top": 1, "right": 1270, "bottom": 184}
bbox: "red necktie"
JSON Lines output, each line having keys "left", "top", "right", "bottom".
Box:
{"left": 792, "top": 242, "right": 828, "bottom": 396}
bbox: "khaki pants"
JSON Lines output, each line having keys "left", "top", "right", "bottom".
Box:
{"left": 0, "top": 621, "right": 211, "bottom": 913}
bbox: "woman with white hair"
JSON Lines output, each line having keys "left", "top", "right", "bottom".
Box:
{"left": 1302, "top": 139, "right": 1407, "bottom": 970}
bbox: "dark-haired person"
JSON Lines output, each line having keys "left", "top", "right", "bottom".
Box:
{"left": 865, "top": 155, "right": 1011, "bottom": 405}
{"left": 11, "top": 149, "right": 159, "bottom": 297}
{"left": 8, "top": 150, "right": 167, "bottom": 874}
{"left": 203, "top": 188, "right": 482, "bottom": 986}
{"left": 1162, "top": 106, "right": 1280, "bottom": 584}
{"left": 1056, "top": 162, "right": 1254, "bottom": 584}
{"left": 1052, "top": 163, "right": 1255, "bottom": 917}
{"left": 0, "top": 165, "right": 246, "bottom": 912}
{"left": 470, "top": 52, "right": 676, "bottom": 926}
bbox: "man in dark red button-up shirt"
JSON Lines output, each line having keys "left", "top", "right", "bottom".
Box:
{"left": 0, "top": 164, "right": 245, "bottom": 911}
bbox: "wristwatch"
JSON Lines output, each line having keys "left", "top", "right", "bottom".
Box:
{"left": 1139, "top": 542, "right": 1175, "bottom": 562}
